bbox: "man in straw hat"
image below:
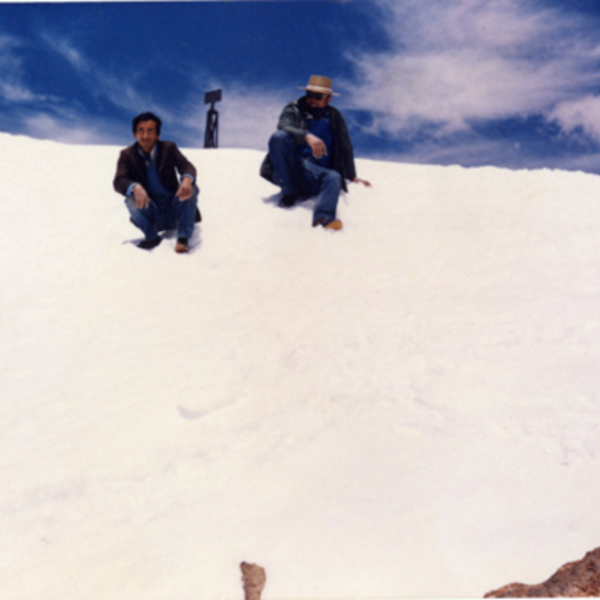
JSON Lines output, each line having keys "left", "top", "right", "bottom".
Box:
{"left": 260, "top": 75, "right": 370, "bottom": 231}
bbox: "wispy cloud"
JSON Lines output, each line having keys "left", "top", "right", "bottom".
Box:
{"left": 2, "top": 30, "right": 289, "bottom": 150}
{"left": 21, "top": 112, "right": 120, "bottom": 145}
{"left": 40, "top": 33, "right": 87, "bottom": 72}
{"left": 0, "top": 31, "right": 170, "bottom": 145}
{"left": 0, "top": 32, "right": 109, "bottom": 143}
{"left": 0, "top": 34, "right": 48, "bottom": 106}
{"left": 345, "top": 0, "right": 600, "bottom": 145}
{"left": 5, "top": 0, "right": 600, "bottom": 172}
{"left": 39, "top": 32, "right": 167, "bottom": 118}
{"left": 548, "top": 96, "right": 600, "bottom": 142}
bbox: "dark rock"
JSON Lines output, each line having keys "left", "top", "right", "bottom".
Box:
{"left": 485, "top": 547, "right": 600, "bottom": 597}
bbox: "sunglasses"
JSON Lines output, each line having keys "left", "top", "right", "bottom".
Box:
{"left": 306, "top": 91, "right": 326, "bottom": 101}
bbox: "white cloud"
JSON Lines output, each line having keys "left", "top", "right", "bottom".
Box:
{"left": 40, "top": 33, "right": 88, "bottom": 72}
{"left": 345, "top": 0, "right": 600, "bottom": 140}
{"left": 0, "top": 32, "right": 136, "bottom": 143}
{"left": 0, "top": 34, "right": 40, "bottom": 105}
{"left": 210, "top": 85, "right": 290, "bottom": 150}
{"left": 39, "top": 32, "right": 164, "bottom": 117}
{"left": 174, "top": 82, "right": 295, "bottom": 150}
{"left": 0, "top": 28, "right": 289, "bottom": 150}
{"left": 0, "top": 82, "right": 36, "bottom": 103}
{"left": 549, "top": 96, "right": 600, "bottom": 142}
{"left": 22, "top": 112, "right": 122, "bottom": 145}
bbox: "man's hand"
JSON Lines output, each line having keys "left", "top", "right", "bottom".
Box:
{"left": 133, "top": 184, "right": 151, "bottom": 209}
{"left": 353, "top": 177, "right": 372, "bottom": 187}
{"left": 176, "top": 177, "right": 193, "bottom": 201}
{"left": 305, "top": 133, "right": 327, "bottom": 160}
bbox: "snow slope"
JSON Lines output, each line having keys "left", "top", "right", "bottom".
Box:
{"left": 2, "top": 132, "right": 600, "bottom": 599}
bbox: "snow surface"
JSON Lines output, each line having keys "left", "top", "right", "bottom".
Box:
{"left": 2, "top": 131, "right": 600, "bottom": 600}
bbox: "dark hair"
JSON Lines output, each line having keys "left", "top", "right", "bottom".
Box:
{"left": 132, "top": 112, "right": 162, "bottom": 135}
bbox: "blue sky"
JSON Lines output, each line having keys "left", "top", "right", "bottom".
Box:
{"left": 3, "top": 0, "right": 600, "bottom": 172}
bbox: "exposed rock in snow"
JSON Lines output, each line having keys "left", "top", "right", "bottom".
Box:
{"left": 485, "top": 547, "right": 600, "bottom": 597}
{"left": 241, "top": 562, "right": 266, "bottom": 600}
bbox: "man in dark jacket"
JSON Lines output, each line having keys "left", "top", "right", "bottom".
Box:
{"left": 113, "top": 112, "right": 200, "bottom": 252}
{"left": 261, "top": 75, "right": 370, "bottom": 231}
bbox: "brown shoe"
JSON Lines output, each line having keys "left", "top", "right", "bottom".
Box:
{"left": 324, "top": 219, "right": 343, "bottom": 230}
{"left": 313, "top": 218, "right": 343, "bottom": 230}
{"left": 175, "top": 237, "right": 189, "bottom": 253}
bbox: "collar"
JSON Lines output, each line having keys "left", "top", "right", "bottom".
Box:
{"left": 137, "top": 142, "right": 158, "bottom": 163}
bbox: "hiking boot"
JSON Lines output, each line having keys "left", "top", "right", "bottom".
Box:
{"left": 137, "top": 236, "right": 162, "bottom": 250}
{"left": 278, "top": 194, "right": 297, "bottom": 208}
{"left": 175, "top": 237, "right": 189, "bottom": 253}
{"left": 313, "top": 218, "right": 343, "bottom": 231}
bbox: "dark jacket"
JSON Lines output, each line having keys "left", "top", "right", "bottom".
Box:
{"left": 260, "top": 97, "right": 357, "bottom": 192}
{"left": 113, "top": 140, "right": 197, "bottom": 197}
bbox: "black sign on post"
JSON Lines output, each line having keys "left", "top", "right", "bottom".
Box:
{"left": 204, "top": 89, "right": 222, "bottom": 149}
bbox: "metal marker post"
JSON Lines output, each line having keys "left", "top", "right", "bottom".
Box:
{"left": 204, "top": 89, "right": 222, "bottom": 148}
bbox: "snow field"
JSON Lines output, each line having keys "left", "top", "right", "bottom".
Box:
{"left": 1, "top": 132, "right": 600, "bottom": 598}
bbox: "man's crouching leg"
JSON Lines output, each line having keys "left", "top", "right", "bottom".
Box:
{"left": 125, "top": 196, "right": 162, "bottom": 249}
{"left": 174, "top": 185, "right": 199, "bottom": 253}
{"left": 268, "top": 130, "right": 302, "bottom": 206}
{"left": 311, "top": 168, "right": 343, "bottom": 230}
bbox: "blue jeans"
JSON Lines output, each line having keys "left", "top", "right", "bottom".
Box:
{"left": 268, "top": 130, "right": 342, "bottom": 225}
{"left": 126, "top": 185, "right": 199, "bottom": 240}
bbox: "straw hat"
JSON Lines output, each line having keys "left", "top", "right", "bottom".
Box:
{"left": 298, "top": 75, "right": 340, "bottom": 97}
